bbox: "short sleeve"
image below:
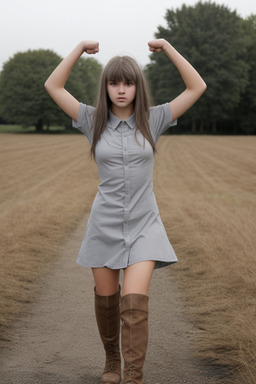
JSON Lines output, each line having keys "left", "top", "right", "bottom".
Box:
{"left": 72, "top": 103, "right": 95, "bottom": 145}
{"left": 149, "top": 103, "right": 177, "bottom": 144}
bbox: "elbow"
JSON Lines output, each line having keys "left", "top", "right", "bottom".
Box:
{"left": 197, "top": 80, "right": 207, "bottom": 98}
{"left": 44, "top": 79, "right": 50, "bottom": 92}
{"left": 201, "top": 80, "right": 207, "bottom": 93}
{"left": 44, "top": 79, "right": 54, "bottom": 97}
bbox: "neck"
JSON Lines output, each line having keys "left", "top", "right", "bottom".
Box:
{"left": 111, "top": 104, "right": 134, "bottom": 120}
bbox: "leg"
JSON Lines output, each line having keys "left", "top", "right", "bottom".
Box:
{"left": 92, "top": 268, "right": 121, "bottom": 384}
{"left": 92, "top": 267, "right": 120, "bottom": 296}
{"left": 122, "top": 260, "right": 155, "bottom": 296}
{"left": 121, "top": 261, "right": 155, "bottom": 383}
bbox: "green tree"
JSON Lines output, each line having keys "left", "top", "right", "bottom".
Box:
{"left": 0, "top": 50, "right": 102, "bottom": 131}
{"left": 145, "top": 1, "right": 249, "bottom": 133}
{"left": 71, "top": 57, "right": 102, "bottom": 105}
{"left": 234, "top": 15, "right": 256, "bottom": 133}
{"left": 0, "top": 50, "right": 65, "bottom": 131}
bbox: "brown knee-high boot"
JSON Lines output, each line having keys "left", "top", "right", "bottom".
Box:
{"left": 120, "top": 293, "right": 149, "bottom": 384}
{"left": 94, "top": 287, "right": 121, "bottom": 384}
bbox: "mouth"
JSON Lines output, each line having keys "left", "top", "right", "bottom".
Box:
{"left": 117, "top": 97, "right": 126, "bottom": 101}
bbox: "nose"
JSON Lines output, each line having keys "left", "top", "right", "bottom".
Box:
{"left": 118, "top": 83, "right": 125, "bottom": 93}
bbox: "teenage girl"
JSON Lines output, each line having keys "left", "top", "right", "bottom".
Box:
{"left": 45, "top": 38, "right": 206, "bottom": 384}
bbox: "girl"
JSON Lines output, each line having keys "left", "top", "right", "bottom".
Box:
{"left": 45, "top": 39, "right": 206, "bottom": 384}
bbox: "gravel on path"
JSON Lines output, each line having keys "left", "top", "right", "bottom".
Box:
{"left": 0, "top": 215, "right": 220, "bottom": 384}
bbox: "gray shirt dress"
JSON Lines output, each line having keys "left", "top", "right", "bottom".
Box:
{"left": 72, "top": 102, "right": 178, "bottom": 269}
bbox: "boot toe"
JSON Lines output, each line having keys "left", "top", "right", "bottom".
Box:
{"left": 101, "top": 371, "right": 121, "bottom": 384}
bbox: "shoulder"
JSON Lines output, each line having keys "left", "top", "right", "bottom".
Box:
{"left": 149, "top": 103, "right": 176, "bottom": 129}
{"left": 149, "top": 103, "right": 172, "bottom": 119}
{"left": 77, "top": 103, "right": 95, "bottom": 120}
{"left": 72, "top": 103, "right": 95, "bottom": 140}
{"left": 149, "top": 103, "right": 177, "bottom": 143}
{"left": 73, "top": 103, "right": 95, "bottom": 126}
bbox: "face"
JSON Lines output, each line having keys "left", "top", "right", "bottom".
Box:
{"left": 107, "top": 80, "right": 136, "bottom": 112}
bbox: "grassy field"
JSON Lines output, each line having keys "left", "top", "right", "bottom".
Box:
{"left": 0, "top": 133, "right": 98, "bottom": 333}
{"left": 0, "top": 133, "right": 255, "bottom": 383}
{"left": 0, "top": 124, "right": 69, "bottom": 133}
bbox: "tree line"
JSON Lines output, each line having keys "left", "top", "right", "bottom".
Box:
{"left": 0, "top": 51, "right": 102, "bottom": 131}
{"left": 145, "top": 1, "right": 256, "bottom": 134}
{"left": 0, "top": 1, "right": 255, "bottom": 134}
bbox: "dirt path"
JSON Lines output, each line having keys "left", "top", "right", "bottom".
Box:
{"left": 0, "top": 215, "right": 219, "bottom": 384}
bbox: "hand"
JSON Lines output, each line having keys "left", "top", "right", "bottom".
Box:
{"left": 148, "top": 39, "right": 168, "bottom": 53}
{"left": 80, "top": 40, "right": 99, "bottom": 55}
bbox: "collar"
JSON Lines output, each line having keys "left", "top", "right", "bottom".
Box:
{"left": 107, "top": 110, "right": 136, "bottom": 130}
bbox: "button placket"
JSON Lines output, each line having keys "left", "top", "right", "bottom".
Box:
{"left": 121, "top": 123, "right": 131, "bottom": 252}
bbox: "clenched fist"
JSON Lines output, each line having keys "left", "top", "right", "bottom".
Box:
{"left": 148, "top": 39, "right": 168, "bottom": 53}
{"left": 80, "top": 40, "right": 99, "bottom": 54}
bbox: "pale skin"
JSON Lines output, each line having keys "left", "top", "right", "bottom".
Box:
{"left": 45, "top": 39, "right": 206, "bottom": 297}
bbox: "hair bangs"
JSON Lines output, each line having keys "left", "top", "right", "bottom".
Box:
{"left": 105, "top": 56, "right": 138, "bottom": 84}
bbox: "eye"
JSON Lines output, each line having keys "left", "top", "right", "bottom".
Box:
{"left": 108, "top": 80, "right": 117, "bottom": 86}
{"left": 126, "top": 80, "right": 134, "bottom": 86}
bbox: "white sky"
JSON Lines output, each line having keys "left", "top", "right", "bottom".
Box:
{"left": 0, "top": 0, "right": 255, "bottom": 71}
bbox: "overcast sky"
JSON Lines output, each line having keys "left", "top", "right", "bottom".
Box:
{"left": 0, "top": 0, "right": 255, "bottom": 71}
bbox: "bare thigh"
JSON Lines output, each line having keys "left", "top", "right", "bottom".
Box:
{"left": 92, "top": 267, "right": 120, "bottom": 296}
{"left": 122, "top": 260, "right": 155, "bottom": 296}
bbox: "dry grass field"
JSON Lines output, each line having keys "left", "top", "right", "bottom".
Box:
{"left": 0, "top": 133, "right": 98, "bottom": 333}
{"left": 0, "top": 133, "right": 255, "bottom": 383}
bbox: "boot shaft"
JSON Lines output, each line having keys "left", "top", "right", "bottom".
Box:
{"left": 120, "top": 293, "right": 149, "bottom": 384}
{"left": 95, "top": 287, "right": 121, "bottom": 342}
{"left": 94, "top": 288, "right": 121, "bottom": 384}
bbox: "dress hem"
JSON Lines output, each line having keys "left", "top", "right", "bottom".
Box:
{"left": 76, "top": 258, "right": 178, "bottom": 270}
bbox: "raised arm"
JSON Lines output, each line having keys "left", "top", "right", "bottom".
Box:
{"left": 44, "top": 40, "right": 99, "bottom": 121}
{"left": 148, "top": 39, "right": 206, "bottom": 121}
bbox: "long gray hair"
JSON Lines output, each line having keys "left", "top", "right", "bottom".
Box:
{"left": 90, "top": 56, "right": 155, "bottom": 159}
